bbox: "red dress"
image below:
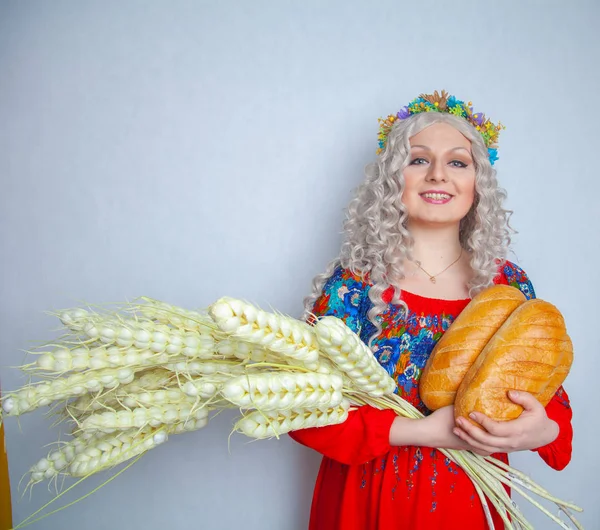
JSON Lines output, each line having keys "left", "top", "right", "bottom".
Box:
{"left": 290, "top": 261, "right": 573, "bottom": 530}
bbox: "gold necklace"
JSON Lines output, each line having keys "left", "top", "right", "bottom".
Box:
{"left": 412, "top": 249, "right": 463, "bottom": 284}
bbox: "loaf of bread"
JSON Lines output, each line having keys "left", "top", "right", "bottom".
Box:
{"left": 454, "top": 299, "right": 573, "bottom": 425}
{"left": 420, "top": 285, "right": 526, "bottom": 411}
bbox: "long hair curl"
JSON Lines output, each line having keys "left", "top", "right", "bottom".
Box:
{"left": 302, "top": 112, "right": 513, "bottom": 345}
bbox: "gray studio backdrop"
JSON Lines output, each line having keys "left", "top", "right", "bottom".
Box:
{"left": 1, "top": 1, "right": 598, "bottom": 529}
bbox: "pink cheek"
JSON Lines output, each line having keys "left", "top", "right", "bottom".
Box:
{"left": 460, "top": 181, "right": 477, "bottom": 206}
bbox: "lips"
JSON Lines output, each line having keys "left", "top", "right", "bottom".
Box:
{"left": 419, "top": 191, "right": 453, "bottom": 204}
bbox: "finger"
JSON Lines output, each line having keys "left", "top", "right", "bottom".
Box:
{"left": 455, "top": 417, "right": 509, "bottom": 449}
{"left": 452, "top": 427, "right": 500, "bottom": 454}
{"left": 507, "top": 390, "right": 542, "bottom": 412}
{"left": 466, "top": 413, "right": 511, "bottom": 437}
{"left": 448, "top": 432, "right": 488, "bottom": 455}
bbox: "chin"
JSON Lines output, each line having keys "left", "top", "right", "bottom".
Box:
{"left": 410, "top": 214, "right": 468, "bottom": 226}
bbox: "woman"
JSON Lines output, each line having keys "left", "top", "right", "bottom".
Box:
{"left": 289, "top": 91, "right": 573, "bottom": 530}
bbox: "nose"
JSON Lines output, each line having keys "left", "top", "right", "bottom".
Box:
{"left": 425, "top": 159, "right": 448, "bottom": 183}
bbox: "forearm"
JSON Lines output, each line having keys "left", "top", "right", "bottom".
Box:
{"left": 389, "top": 416, "right": 429, "bottom": 447}
{"left": 388, "top": 416, "right": 449, "bottom": 448}
{"left": 389, "top": 406, "right": 474, "bottom": 452}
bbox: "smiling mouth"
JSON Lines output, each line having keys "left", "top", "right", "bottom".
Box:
{"left": 420, "top": 192, "right": 453, "bottom": 201}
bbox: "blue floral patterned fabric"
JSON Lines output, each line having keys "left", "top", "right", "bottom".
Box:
{"left": 312, "top": 261, "right": 536, "bottom": 414}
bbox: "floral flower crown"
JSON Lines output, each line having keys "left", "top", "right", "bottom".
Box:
{"left": 376, "top": 90, "right": 505, "bottom": 165}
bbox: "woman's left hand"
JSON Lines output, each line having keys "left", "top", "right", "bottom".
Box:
{"left": 452, "top": 390, "right": 559, "bottom": 455}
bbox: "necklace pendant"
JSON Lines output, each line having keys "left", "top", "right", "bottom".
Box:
{"left": 430, "top": 276, "right": 436, "bottom": 284}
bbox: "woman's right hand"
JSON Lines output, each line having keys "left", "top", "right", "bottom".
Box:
{"left": 389, "top": 405, "right": 491, "bottom": 456}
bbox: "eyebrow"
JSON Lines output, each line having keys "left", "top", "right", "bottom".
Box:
{"left": 411, "top": 144, "right": 471, "bottom": 154}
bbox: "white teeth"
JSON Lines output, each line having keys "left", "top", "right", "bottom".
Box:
{"left": 422, "top": 193, "right": 451, "bottom": 200}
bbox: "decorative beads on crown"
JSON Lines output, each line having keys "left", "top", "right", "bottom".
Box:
{"left": 376, "top": 90, "right": 505, "bottom": 165}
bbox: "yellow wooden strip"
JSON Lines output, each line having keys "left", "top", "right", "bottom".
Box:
{"left": 0, "top": 391, "right": 13, "bottom": 530}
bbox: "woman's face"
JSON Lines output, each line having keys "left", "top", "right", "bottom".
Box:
{"left": 401, "top": 122, "right": 476, "bottom": 228}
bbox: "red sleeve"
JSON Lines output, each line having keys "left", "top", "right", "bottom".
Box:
{"left": 532, "top": 386, "right": 573, "bottom": 471}
{"left": 495, "top": 262, "right": 573, "bottom": 470}
{"left": 289, "top": 405, "right": 397, "bottom": 465}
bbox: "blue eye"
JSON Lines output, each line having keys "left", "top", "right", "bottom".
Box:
{"left": 450, "top": 160, "right": 468, "bottom": 168}
{"left": 410, "top": 157, "right": 428, "bottom": 165}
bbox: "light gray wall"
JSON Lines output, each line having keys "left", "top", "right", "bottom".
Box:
{"left": 1, "top": 1, "right": 598, "bottom": 528}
